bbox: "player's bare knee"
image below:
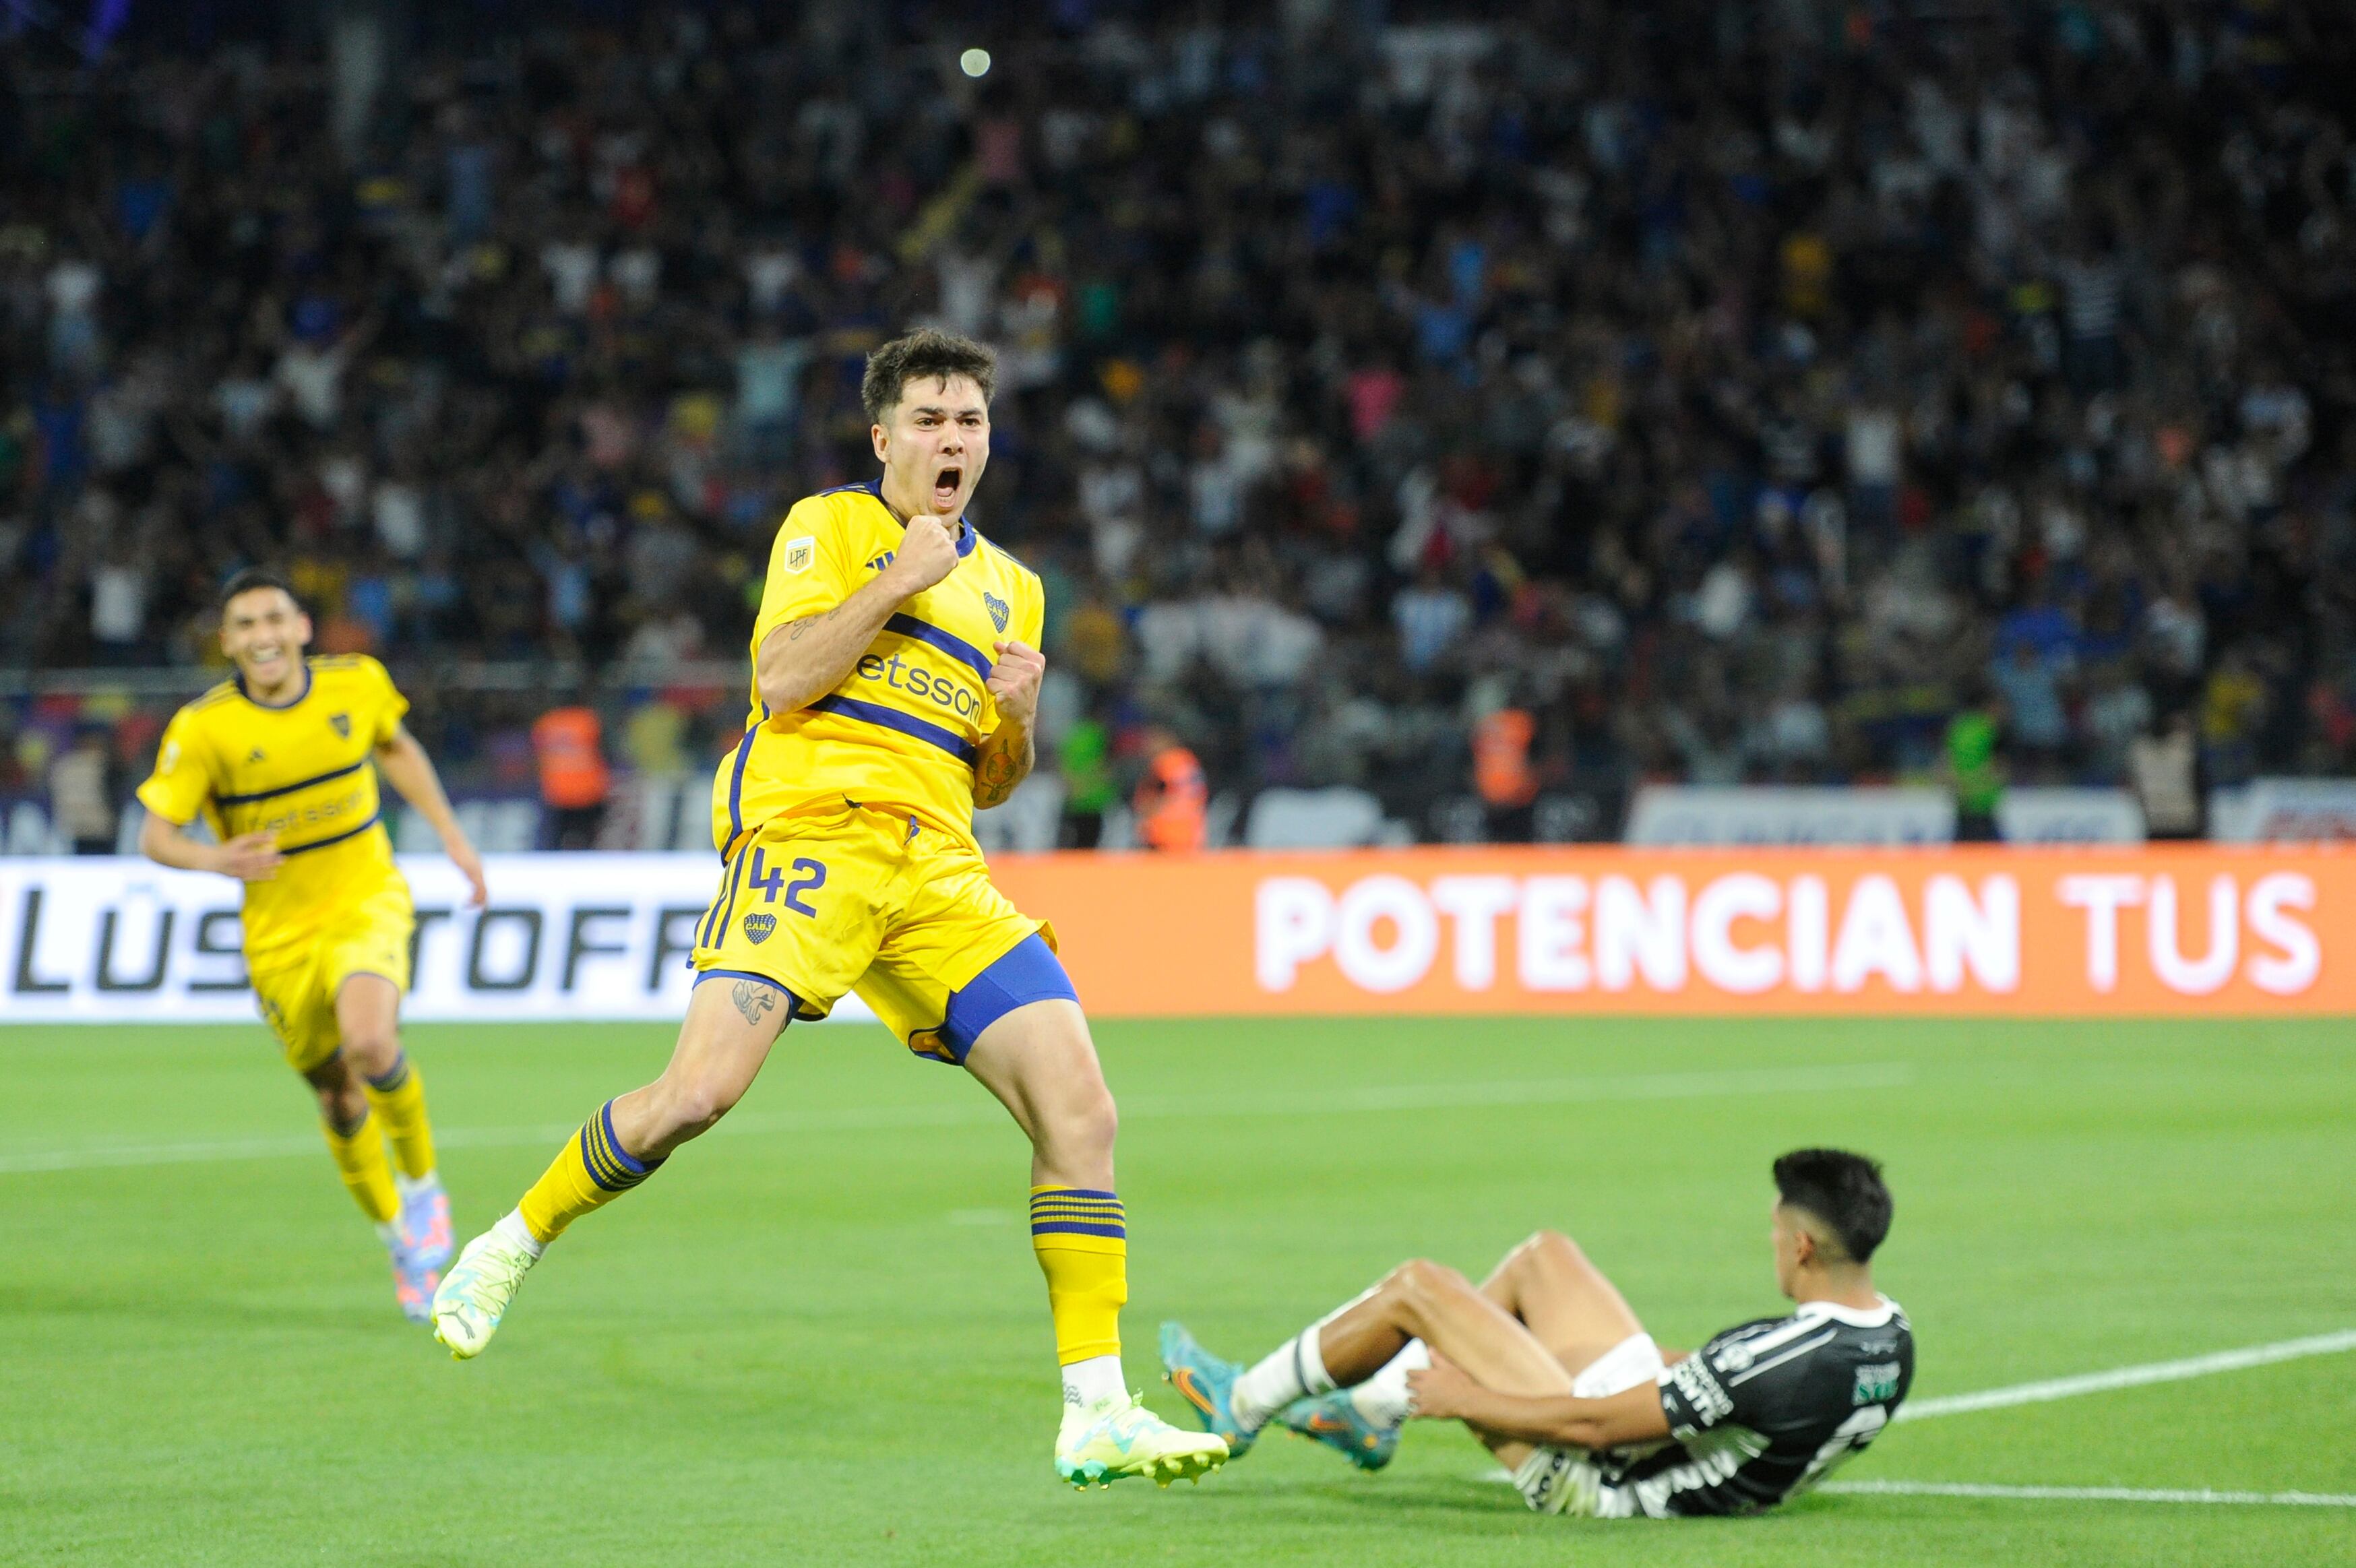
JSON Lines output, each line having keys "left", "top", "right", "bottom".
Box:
{"left": 1030, "top": 1088, "right": 1115, "bottom": 1181}
{"left": 671, "top": 1092, "right": 735, "bottom": 1139}
{"left": 1385, "top": 1259, "right": 1467, "bottom": 1337}
{"left": 1526, "top": 1228, "right": 1586, "bottom": 1268}
{"left": 1391, "top": 1257, "right": 1459, "bottom": 1300}
{"left": 341, "top": 1029, "right": 400, "bottom": 1079}
{"left": 654, "top": 1076, "right": 741, "bottom": 1140}
{"left": 1070, "top": 1082, "right": 1118, "bottom": 1154}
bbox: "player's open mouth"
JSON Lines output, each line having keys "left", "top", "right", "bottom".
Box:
{"left": 933, "top": 466, "right": 962, "bottom": 508}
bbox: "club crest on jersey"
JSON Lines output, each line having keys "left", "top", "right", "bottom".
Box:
{"left": 984, "top": 592, "right": 1010, "bottom": 632}
{"left": 330, "top": 713, "right": 350, "bottom": 739}
{"left": 782, "top": 536, "right": 816, "bottom": 574}
{"left": 741, "top": 912, "right": 777, "bottom": 944}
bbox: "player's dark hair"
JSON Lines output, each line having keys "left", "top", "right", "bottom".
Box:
{"left": 218, "top": 566, "right": 304, "bottom": 614}
{"left": 861, "top": 328, "right": 996, "bottom": 426}
{"left": 1772, "top": 1148, "right": 1892, "bottom": 1265}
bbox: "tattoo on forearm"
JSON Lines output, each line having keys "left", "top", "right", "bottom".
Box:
{"left": 972, "top": 728, "right": 1034, "bottom": 809}
{"left": 783, "top": 605, "right": 845, "bottom": 642}
{"left": 731, "top": 978, "right": 780, "bottom": 1027}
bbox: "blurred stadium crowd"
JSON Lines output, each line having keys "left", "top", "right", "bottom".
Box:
{"left": 3, "top": 0, "right": 2353, "bottom": 846}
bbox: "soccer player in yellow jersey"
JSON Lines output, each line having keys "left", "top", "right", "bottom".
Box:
{"left": 433, "top": 330, "right": 1227, "bottom": 1489}
{"left": 137, "top": 568, "right": 487, "bottom": 1323}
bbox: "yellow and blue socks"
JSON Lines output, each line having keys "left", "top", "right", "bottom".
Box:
{"left": 1031, "top": 1186, "right": 1130, "bottom": 1408}
{"left": 515, "top": 1100, "right": 665, "bottom": 1245}
{"left": 321, "top": 1105, "right": 399, "bottom": 1226}
{"left": 362, "top": 1051, "right": 436, "bottom": 1183}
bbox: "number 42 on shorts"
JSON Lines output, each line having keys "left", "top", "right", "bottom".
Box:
{"left": 748, "top": 849, "right": 826, "bottom": 916}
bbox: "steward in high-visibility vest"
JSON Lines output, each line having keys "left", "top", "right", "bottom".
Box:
{"left": 1473, "top": 707, "right": 1539, "bottom": 809}
{"left": 1134, "top": 737, "right": 1206, "bottom": 852}
{"left": 532, "top": 704, "right": 611, "bottom": 848}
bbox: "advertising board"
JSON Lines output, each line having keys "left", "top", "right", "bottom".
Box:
{"left": 5, "top": 847, "right": 2343, "bottom": 1024}
{"left": 995, "top": 846, "right": 2345, "bottom": 1017}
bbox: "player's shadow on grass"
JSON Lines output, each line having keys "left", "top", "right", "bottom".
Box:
{"left": 1305, "top": 1475, "right": 1556, "bottom": 1523}
{"left": 1313, "top": 1475, "right": 1855, "bottom": 1527}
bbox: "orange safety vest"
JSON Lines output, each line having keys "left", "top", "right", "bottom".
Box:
{"left": 1472, "top": 708, "right": 1539, "bottom": 808}
{"left": 1135, "top": 745, "right": 1207, "bottom": 852}
{"left": 532, "top": 707, "right": 612, "bottom": 809}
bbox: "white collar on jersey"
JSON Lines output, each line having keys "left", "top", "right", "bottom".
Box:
{"left": 1794, "top": 1294, "right": 1901, "bottom": 1327}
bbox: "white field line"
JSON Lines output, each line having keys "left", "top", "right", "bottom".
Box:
{"left": 1820, "top": 1479, "right": 2356, "bottom": 1507}
{"left": 0, "top": 1061, "right": 1911, "bottom": 1176}
{"left": 1898, "top": 1329, "right": 2356, "bottom": 1421}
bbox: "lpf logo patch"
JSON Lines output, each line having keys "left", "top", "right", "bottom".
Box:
{"left": 984, "top": 592, "right": 1010, "bottom": 632}
{"left": 741, "top": 912, "right": 777, "bottom": 944}
{"left": 782, "top": 536, "right": 816, "bottom": 574}
{"left": 330, "top": 713, "right": 350, "bottom": 739}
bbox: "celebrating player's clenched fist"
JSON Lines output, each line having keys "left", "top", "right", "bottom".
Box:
{"left": 987, "top": 639, "right": 1046, "bottom": 728}
{"left": 886, "top": 513, "right": 961, "bottom": 596}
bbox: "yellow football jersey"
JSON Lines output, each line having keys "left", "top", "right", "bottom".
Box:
{"left": 711, "top": 481, "right": 1046, "bottom": 855}
{"left": 137, "top": 654, "right": 409, "bottom": 967}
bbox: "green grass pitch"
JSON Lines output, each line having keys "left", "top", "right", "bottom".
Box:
{"left": 3, "top": 1015, "right": 2351, "bottom": 1566}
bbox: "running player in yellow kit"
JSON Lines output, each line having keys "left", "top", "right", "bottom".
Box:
{"left": 137, "top": 568, "right": 487, "bottom": 1322}
{"left": 433, "top": 330, "right": 1227, "bottom": 1490}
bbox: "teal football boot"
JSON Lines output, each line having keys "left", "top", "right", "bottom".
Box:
{"left": 1158, "top": 1321, "right": 1256, "bottom": 1459}
{"left": 1277, "top": 1388, "right": 1400, "bottom": 1471}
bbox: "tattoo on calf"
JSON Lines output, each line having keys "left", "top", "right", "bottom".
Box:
{"left": 731, "top": 978, "right": 780, "bottom": 1027}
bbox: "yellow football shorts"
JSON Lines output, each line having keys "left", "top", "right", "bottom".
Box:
{"left": 248, "top": 879, "right": 415, "bottom": 1074}
{"left": 692, "top": 802, "right": 1067, "bottom": 1062}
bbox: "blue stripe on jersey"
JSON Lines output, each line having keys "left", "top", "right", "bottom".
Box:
{"left": 884, "top": 613, "right": 993, "bottom": 679}
{"left": 725, "top": 703, "right": 769, "bottom": 850}
{"left": 215, "top": 758, "right": 367, "bottom": 806}
{"left": 278, "top": 813, "right": 382, "bottom": 856}
{"left": 805, "top": 694, "right": 977, "bottom": 764}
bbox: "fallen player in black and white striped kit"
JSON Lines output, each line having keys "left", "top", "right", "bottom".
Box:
{"left": 1162, "top": 1148, "right": 1912, "bottom": 1517}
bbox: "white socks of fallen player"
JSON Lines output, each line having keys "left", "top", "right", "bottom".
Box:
{"left": 1062, "top": 1353, "right": 1127, "bottom": 1413}
{"left": 1349, "top": 1339, "right": 1431, "bottom": 1429}
{"left": 1229, "top": 1321, "right": 1338, "bottom": 1433}
{"left": 1229, "top": 1331, "right": 1429, "bottom": 1434}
